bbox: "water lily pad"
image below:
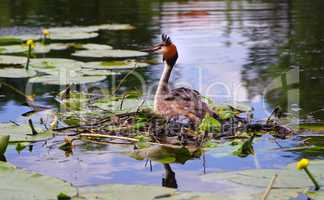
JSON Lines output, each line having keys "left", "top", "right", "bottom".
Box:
{"left": 29, "top": 58, "right": 84, "bottom": 75}
{"left": 72, "top": 49, "right": 148, "bottom": 58}
{"left": 201, "top": 160, "right": 324, "bottom": 200}
{"left": 28, "top": 74, "right": 106, "bottom": 85}
{"left": 48, "top": 26, "right": 99, "bottom": 34}
{"left": 0, "top": 123, "right": 54, "bottom": 142}
{"left": 50, "top": 32, "right": 98, "bottom": 40}
{"left": 0, "top": 68, "right": 37, "bottom": 78}
{"left": 0, "top": 161, "right": 76, "bottom": 199}
{"left": 81, "top": 69, "right": 120, "bottom": 76}
{"left": 0, "top": 55, "right": 27, "bottom": 66}
{"left": 48, "top": 24, "right": 135, "bottom": 34}
{"left": 77, "top": 184, "right": 174, "bottom": 200}
{"left": 0, "top": 43, "right": 69, "bottom": 54}
{"left": 0, "top": 36, "right": 22, "bottom": 45}
{"left": 76, "top": 184, "right": 225, "bottom": 200}
{"left": 93, "top": 98, "right": 153, "bottom": 113}
{"left": 130, "top": 145, "right": 199, "bottom": 164}
{"left": 79, "top": 43, "right": 113, "bottom": 50}
{"left": 94, "top": 24, "right": 135, "bottom": 31}
{"left": 84, "top": 60, "right": 149, "bottom": 70}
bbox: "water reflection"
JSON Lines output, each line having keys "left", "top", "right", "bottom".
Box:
{"left": 162, "top": 164, "right": 177, "bottom": 189}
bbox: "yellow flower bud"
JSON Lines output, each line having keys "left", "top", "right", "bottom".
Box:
{"left": 26, "top": 39, "right": 36, "bottom": 49}
{"left": 296, "top": 158, "right": 309, "bottom": 170}
{"left": 42, "top": 29, "right": 50, "bottom": 37}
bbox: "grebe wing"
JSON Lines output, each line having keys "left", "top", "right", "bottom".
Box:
{"left": 164, "top": 87, "right": 201, "bottom": 101}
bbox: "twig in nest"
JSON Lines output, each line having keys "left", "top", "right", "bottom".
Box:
{"left": 80, "top": 133, "right": 139, "bottom": 143}
{"left": 82, "top": 138, "right": 133, "bottom": 145}
{"left": 261, "top": 173, "right": 278, "bottom": 200}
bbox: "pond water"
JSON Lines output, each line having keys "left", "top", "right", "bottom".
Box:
{"left": 0, "top": 0, "right": 324, "bottom": 192}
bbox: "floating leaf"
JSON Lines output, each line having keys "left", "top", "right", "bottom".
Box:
{"left": 0, "top": 43, "right": 69, "bottom": 54}
{"left": 93, "top": 24, "right": 135, "bottom": 31}
{"left": 48, "top": 24, "right": 135, "bottom": 34}
{"left": 0, "top": 68, "right": 37, "bottom": 78}
{"left": 0, "top": 161, "right": 76, "bottom": 199}
{"left": 79, "top": 43, "right": 113, "bottom": 50}
{"left": 93, "top": 98, "right": 153, "bottom": 113}
{"left": 0, "top": 135, "right": 9, "bottom": 154}
{"left": 0, "top": 55, "right": 27, "bottom": 66}
{"left": 30, "top": 58, "right": 84, "bottom": 69}
{"left": 0, "top": 123, "right": 54, "bottom": 143}
{"left": 48, "top": 26, "right": 99, "bottom": 34}
{"left": 84, "top": 60, "right": 149, "bottom": 70}
{"left": 201, "top": 161, "right": 324, "bottom": 200}
{"left": 77, "top": 184, "right": 173, "bottom": 200}
{"left": 72, "top": 49, "right": 148, "bottom": 58}
{"left": 0, "top": 36, "right": 22, "bottom": 45}
{"left": 50, "top": 32, "right": 98, "bottom": 40}
{"left": 81, "top": 69, "right": 120, "bottom": 76}
{"left": 28, "top": 74, "right": 106, "bottom": 85}
{"left": 298, "top": 123, "right": 324, "bottom": 132}
{"left": 130, "top": 145, "right": 197, "bottom": 164}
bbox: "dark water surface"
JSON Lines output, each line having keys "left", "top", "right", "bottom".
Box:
{"left": 1, "top": 0, "right": 324, "bottom": 191}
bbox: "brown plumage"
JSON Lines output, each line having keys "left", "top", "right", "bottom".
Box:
{"left": 145, "top": 34, "right": 219, "bottom": 125}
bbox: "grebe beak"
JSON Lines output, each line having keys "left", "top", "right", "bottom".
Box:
{"left": 142, "top": 43, "right": 164, "bottom": 53}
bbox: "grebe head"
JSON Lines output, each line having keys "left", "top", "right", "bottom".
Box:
{"left": 144, "top": 34, "right": 178, "bottom": 67}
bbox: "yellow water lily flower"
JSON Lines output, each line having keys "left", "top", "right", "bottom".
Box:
{"left": 42, "top": 29, "right": 50, "bottom": 37}
{"left": 26, "top": 39, "right": 36, "bottom": 49}
{"left": 296, "top": 158, "right": 309, "bottom": 170}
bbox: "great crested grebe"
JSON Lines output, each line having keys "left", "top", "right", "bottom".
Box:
{"left": 145, "top": 34, "right": 219, "bottom": 125}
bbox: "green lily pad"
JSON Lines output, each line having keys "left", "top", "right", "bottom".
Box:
{"left": 29, "top": 58, "right": 84, "bottom": 75}
{"left": 0, "top": 161, "right": 77, "bottom": 199}
{"left": 0, "top": 36, "right": 22, "bottom": 45}
{"left": 93, "top": 97, "right": 153, "bottom": 113}
{"left": 81, "top": 69, "right": 120, "bottom": 76}
{"left": 48, "top": 26, "right": 99, "bottom": 34}
{"left": 79, "top": 43, "right": 113, "bottom": 50}
{"left": 0, "top": 43, "right": 70, "bottom": 54}
{"left": 28, "top": 74, "right": 106, "bottom": 85}
{"left": 76, "top": 184, "right": 226, "bottom": 200}
{"left": 130, "top": 145, "right": 198, "bottom": 164}
{"left": 0, "top": 68, "right": 37, "bottom": 78}
{"left": 0, "top": 123, "right": 54, "bottom": 143}
{"left": 84, "top": 60, "right": 149, "bottom": 70}
{"left": 200, "top": 160, "right": 324, "bottom": 200}
{"left": 298, "top": 123, "right": 324, "bottom": 132}
{"left": 76, "top": 184, "right": 174, "bottom": 200}
{"left": 93, "top": 24, "right": 135, "bottom": 31}
{"left": 72, "top": 49, "right": 148, "bottom": 58}
{"left": 50, "top": 32, "right": 98, "bottom": 40}
{"left": 0, "top": 55, "right": 27, "bottom": 66}
{"left": 48, "top": 24, "right": 135, "bottom": 34}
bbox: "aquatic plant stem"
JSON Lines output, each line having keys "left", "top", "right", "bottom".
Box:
{"left": 111, "top": 64, "right": 138, "bottom": 95}
{"left": 25, "top": 45, "right": 32, "bottom": 70}
{"left": 304, "top": 167, "right": 320, "bottom": 191}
